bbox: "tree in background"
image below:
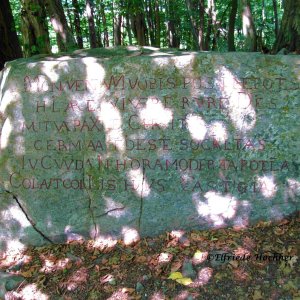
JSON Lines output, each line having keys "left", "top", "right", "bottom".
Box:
{"left": 228, "top": 0, "right": 238, "bottom": 51}
{"left": 129, "top": 0, "right": 148, "bottom": 46}
{"left": 44, "top": 0, "right": 77, "bottom": 51}
{"left": 185, "top": 0, "right": 200, "bottom": 50}
{"left": 3, "top": 0, "right": 297, "bottom": 67}
{"left": 274, "top": 0, "right": 300, "bottom": 53}
{"left": 198, "top": 0, "right": 205, "bottom": 50}
{"left": 272, "top": 0, "right": 279, "bottom": 38}
{"left": 100, "top": 0, "right": 110, "bottom": 47}
{"left": 20, "top": 0, "right": 51, "bottom": 57}
{"left": 0, "top": 0, "right": 22, "bottom": 70}
{"left": 241, "top": 0, "right": 257, "bottom": 52}
{"left": 113, "top": 0, "right": 122, "bottom": 46}
{"left": 167, "top": 0, "right": 180, "bottom": 48}
{"left": 86, "top": 0, "right": 97, "bottom": 48}
{"left": 72, "top": 0, "right": 84, "bottom": 48}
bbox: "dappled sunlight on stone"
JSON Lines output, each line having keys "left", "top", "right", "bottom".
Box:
{"left": 268, "top": 206, "right": 287, "bottom": 220}
{"left": 232, "top": 215, "right": 250, "bottom": 229}
{"left": 27, "top": 63, "right": 38, "bottom": 69}
{"left": 0, "top": 66, "right": 12, "bottom": 92}
{"left": 139, "top": 97, "right": 173, "bottom": 128}
{"left": 257, "top": 175, "right": 277, "bottom": 198}
{"left": 104, "top": 197, "right": 127, "bottom": 218}
{"left": 173, "top": 55, "right": 193, "bottom": 68}
{"left": 128, "top": 169, "right": 151, "bottom": 197}
{"left": 286, "top": 179, "right": 300, "bottom": 199}
{"left": 152, "top": 57, "right": 170, "bottom": 66}
{"left": 0, "top": 89, "right": 20, "bottom": 114}
{"left": 82, "top": 57, "right": 106, "bottom": 90}
{"left": 97, "top": 102, "right": 125, "bottom": 152}
{"left": 64, "top": 226, "right": 85, "bottom": 243}
{"left": 194, "top": 191, "right": 238, "bottom": 226}
{"left": 56, "top": 56, "right": 73, "bottom": 61}
{"left": 208, "top": 121, "right": 228, "bottom": 143}
{"left": 217, "top": 67, "right": 256, "bottom": 132}
{"left": 122, "top": 226, "right": 140, "bottom": 246}
{"left": 14, "top": 135, "right": 25, "bottom": 155}
{"left": 41, "top": 62, "right": 61, "bottom": 82}
{"left": 0, "top": 48, "right": 298, "bottom": 256}
{"left": 0, "top": 117, "right": 12, "bottom": 149}
{"left": 232, "top": 200, "right": 251, "bottom": 229}
{"left": 1, "top": 205, "right": 31, "bottom": 228}
{"left": 5, "top": 240, "right": 26, "bottom": 256}
{"left": 186, "top": 114, "right": 207, "bottom": 141}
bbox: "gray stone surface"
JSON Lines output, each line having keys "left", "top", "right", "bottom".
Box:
{"left": 0, "top": 47, "right": 299, "bottom": 251}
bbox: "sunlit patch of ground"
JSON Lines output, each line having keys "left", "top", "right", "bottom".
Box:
{"left": 1, "top": 212, "right": 299, "bottom": 300}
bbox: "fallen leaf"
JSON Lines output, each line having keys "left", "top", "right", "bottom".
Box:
{"left": 175, "top": 277, "right": 193, "bottom": 286}
{"left": 168, "top": 272, "right": 183, "bottom": 280}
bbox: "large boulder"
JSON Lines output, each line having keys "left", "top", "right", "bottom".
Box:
{"left": 0, "top": 47, "right": 299, "bottom": 251}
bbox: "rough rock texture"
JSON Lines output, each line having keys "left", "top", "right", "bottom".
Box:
{"left": 0, "top": 47, "right": 299, "bottom": 251}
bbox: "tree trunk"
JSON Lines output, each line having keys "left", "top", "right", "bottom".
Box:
{"left": 44, "top": 0, "right": 77, "bottom": 52}
{"left": 126, "top": 12, "right": 133, "bottom": 45}
{"left": 95, "top": 0, "right": 103, "bottom": 47}
{"left": 86, "top": 0, "right": 97, "bottom": 48}
{"left": 72, "top": 0, "right": 83, "bottom": 48}
{"left": 198, "top": 0, "right": 205, "bottom": 50}
{"left": 129, "top": 0, "right": 148, "bottom": 46}
{"left": 273, "top": 0, "right": 300, "bottom": 53}
{"left": 154, "top": 0, "right": 160, "bottom": 47}
{"left": 113, "top": 1, "right": 122, "bottom": 46}
{"left": 185, "top": 0, "right": 199, "bottom": 50}
{"left": 205, "top": 0, "right": 217, "bottom": 50}
{"left": 20, "top": 0, "right": 51, "bottom": 57}
{"left": 272, "top": 0, "right": 279, "bottom": 38}
{"left": 0, "top": 0, "right": 22, "bottom": 69}
{"left": 167, "top": 0, "right": 180, "bottom": 48}
{"left": 241, "top": 0, "right": 257, "bottom": 52}
{"left": 64, "top": 0, "right": 74, "bottom": 34}
{"left": 100, "top": 0, "right": 109, "bottom": 47}
{"left": 228, "top": 0, "right": 238, "bottom": 51}
{"left": 145, "top": 0, "right": 156, "bottom": 46}
{"left": 135, "top": 13, "right": 148, "bottom": 46}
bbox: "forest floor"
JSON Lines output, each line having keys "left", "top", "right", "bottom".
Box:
{"left": 1, "top": 213, "right": 299, "bottom": 300}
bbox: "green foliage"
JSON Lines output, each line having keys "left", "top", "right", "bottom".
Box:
{"left": 9, "top": 0, "right": 287, "bottom": 55}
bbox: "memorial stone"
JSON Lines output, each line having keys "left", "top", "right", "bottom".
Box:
{"left": 0, "top": 48, "right": 299, "bottom": 251}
